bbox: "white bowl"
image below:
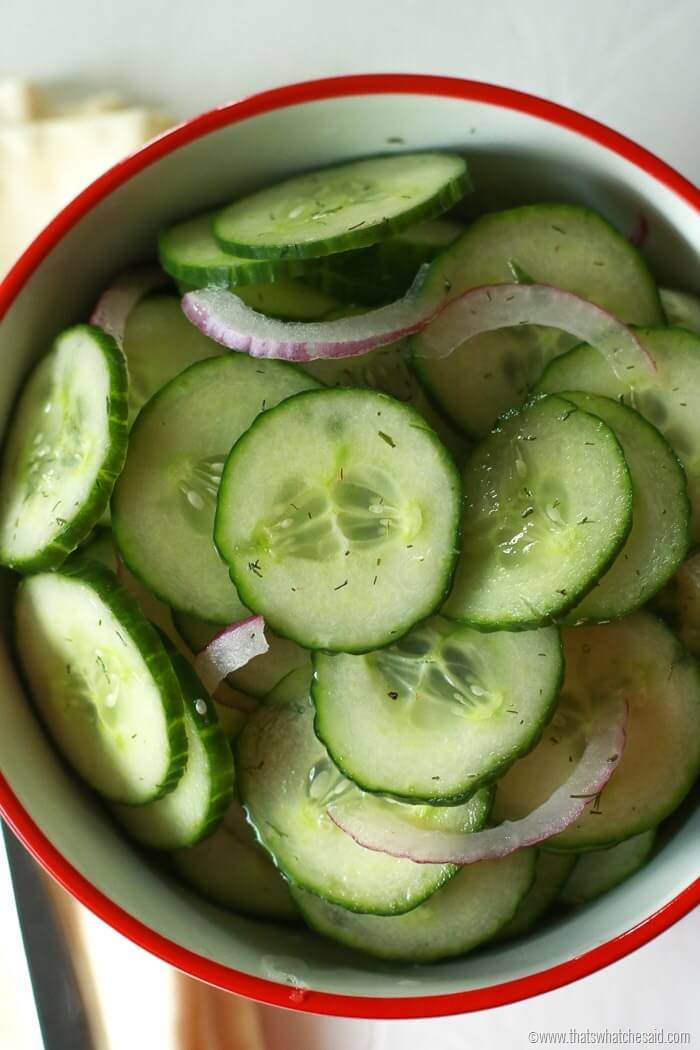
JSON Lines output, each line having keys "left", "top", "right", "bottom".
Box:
{"left": 0, "top": 74, "right": 698, "bottom": 1018}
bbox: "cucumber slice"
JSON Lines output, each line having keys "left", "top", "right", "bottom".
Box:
{"left": 173, "top": 610, "right": 309, "bottom": 699}
{"left": 76, "top": 526, "right": 118, "bottom": 571}
{"left": 442, "top": 395, "right": 632, "bottom": 629}
{"left": 299, "top": 338, "right": 469, "bottom": 465}
{"left": 495, "top": 851, "right": 576, "bottom": 941}
{"left": 537, "top": 327, "right": 700, "bottom": 542}
{"left": 306, "top": 217, "right": 464, "bottom": 306}
{"left": 493, "top": 613, "right": 700, "bottom": 850}
{"left": 159, "top": 212, "right": 309, "bottom": 289}
{"left": 112, "top": 354, "right": 320, "bottom": 624}
{"left": 312, "top": 617, "right": 562, "bottom": 803}
{"left": 123, "top": 296, "right": 223, "bottom": 423}
{"left": 215, "top": 387, "right": 462, "bottom": 652}
{"left": 237, "top": 671, "right": 492, "bottom": 915}
{"left": 292, "top": 849, "right": 535, "bottom": 962}
{"left": 171, "top": 800, "right": 297, "bottom": 921}
{"left": 113, "top": 651, "right": 234, "bottom": 848}
{"left": 0, "top": 325, "right": 128, "bottom": 571}
{"left": 14, "top": 562, "right": 187, "bottom": 804}
{"left": 662, "top": 550, "right": 700, "bottom": 657}
{"left": 411, "top": 204, "right": 663, "bottom": 438}
{"left": 660, "top": 288, "right": 700, "bottom": 334}
{"left": 213, "top": 701, "right": 247, "bottom": 742}
{"left": 558, "top": 393, "right": 689, "bottom": 623}
{"left": 560, "top": 829, "right": 657, "bottom": 906}
{"left": 213, "top": 153, "right": 469, "bottom": 260}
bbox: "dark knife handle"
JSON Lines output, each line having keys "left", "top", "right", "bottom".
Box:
{"left": 2, "top": 821, "right": 94, "bottom": 1050}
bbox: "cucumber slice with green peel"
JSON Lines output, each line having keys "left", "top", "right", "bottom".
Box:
{"left": 75, "top": 526, "right": 118, "bottom": 571}
{"left": 173, "top": 610, "right": 310, "bottom": 699}
{"left": 495, "top": 850, "right": 576, "bottom": 941}
{"left": 0, "top": 325, "right": 128, "bottom": 571}
{"left": 537, "top": 327, "right": 700, "bottom": 542}
{"left": 559, "top": 829, "right": 657, "bottom": 905}
{"left": 661, "top": 550, "right": 700, "bottom": 657}
{"left": 113, "top": 651, "right": 234, "bottom": 848}
{"left": 411, "top": 204, "right": 663, "bottom": 438}
{"left": 493, "top": 613, "right": 700, "bottom": 850}
{"left": 215, "top": 387, "right": 462, "bottom": 652}
{"left": 299, "top": 338, "right": 469, "bottom": 464}
{"left": 171, "top": 800, "right": 297, "bottom": 921}
{"left": 237, "top": 671, "right": 492, "bottom": 915}
{"left": 660, "top": 288, "right": 700, "bottom": 334}
{"left": 123, "top": 296, "right": 223, "bottom": 423}
{"left": 312, "top": 617, "right": 562, "bottom": 804}
{"left": 14, "top": 562, "right": 188, "bottom": 804}
{"left": 442, "top": 395, "right": 633, "bottom": 630}
{"left": 292, "top": 849, "right": 535, "bottom": 962}
{"left": 112, "top": 354, "right": 320, "bottom": 624}
{"left": 213, "top": 700, "right": 248, "bottom": 742}
{"left": 212, "top": 152, "right": 470, "bottom": 260}
{"left": 159, "top": 213, "right": 309, "bottom": 289}
{"left": 557, "top": 392, "right": 689, "bottom": 624}
{"left": 306, "top": 217, "right": 464, "bottom": 307}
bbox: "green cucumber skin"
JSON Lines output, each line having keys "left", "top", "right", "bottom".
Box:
{"left": 169, "top": 652, "right": 235, "bottom": 841}
{"left": 557, "top": 393, "right": 690, "bottom": 624}
{"left": 213, "top": 154, "right": 471, "bottom": 260}
{"left": 158, "top": 213, "right": 310, "bottom": 289}
{"left": 216, "top": 387, "right": 462, "bottom": 654}
{"left": 0, "top": 325, "right": 128, "bottom": 573}
{"left": 558, "top": 829, "right": 657, "bottom": 905}
{"left": 15, "top": 560, "right": 188, "bottom": 804}
{"left": 494, "top": 850, "right": 576, "bottom": 941}
{"left": 443, "top": 396, "right": 633, "bottom": 631}
{"left": 310, "top": 632, "right": 563, "bottom": 805}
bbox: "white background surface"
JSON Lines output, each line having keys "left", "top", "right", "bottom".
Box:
{"left": 0, "top": 1, "right": 698, "bottom": 1047}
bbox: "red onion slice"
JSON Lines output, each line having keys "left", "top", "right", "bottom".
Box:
{"left": 414, "top": 283, "right": 656, "bottom": 378}
{"left": 328, "top": 697, "right": 627, "bottom": 865}
{"left": 90, "top": 264, "right": 167, "bottom": 344}
{"left": 193, "top": 615, "right": 269, "bottom": 695}
{"left": 181, "top": 278, "right": 654, "bottom": 377}
{"left": 181, "top": 269, "right": 438, "bottom": 362}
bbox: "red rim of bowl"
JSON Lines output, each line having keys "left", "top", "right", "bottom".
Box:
{"left": 0, "top": 73, "right": 698, "bottom": 1019}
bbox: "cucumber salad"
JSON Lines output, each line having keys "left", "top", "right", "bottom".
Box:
{"left": 3, "top": 150, "right": 700, "bottom": 963}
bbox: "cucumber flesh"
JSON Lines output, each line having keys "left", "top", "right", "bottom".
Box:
{"left": 558, "top": 393, "right": 689, "bottom": 623}
{"left": 312, "top": 617, "right": 562, "bottom": 803}
{"left": 536, "top": 327, "right": 700, "bottom": 542}
{"left": 495, "top": 851, "right": 576, "bottom": 941}
{"left": 112, "top": 354, "right": 320, "bottom": 624}
{"left": 292, "top": 849, "right": 535, "bottom": 962}
{"left": 299, "top": 337, "right": 469, "bottom": 464}
{"left": 560, "top": 829, "right": 657, "bottom": 905}
{"left": 306, "top": 217, "right": 464, "bottom": 306}
{"left": 660, "top": 288, "right": 700, "bottom": 334}
{"left": 14, "top": 562, "right": 187, "bottom": 804}
{"left": 171, "top": 800, "right": 297, "bottom": 921}
{"left": 443, "top": 395, "right": 632, "bottom": 629}
{"left": 123, "top": 296, "right": 223, "bottom": 423}
{"left": 213, "top": 152, "right": 470, "bottom": 260}
{"left": 113, "top": 651, "right": 234, "bottom": 848}
{"left": 173, "top": 610, "right": 309, "bottom": 700}
{"left": 216, "top": 388, "right": 462, "bottom": 652}
{"left": 159, "top": 213, "right": 309, "bottom": 289}
{"left": 0, "top": 325, "right": 128, "bottom": 571}
{"left": 411, "top": 204, "right": 663, "bottom": 438}
{"left": 237, "top": 670, "right": 492, "bottom": 915}
{"left": 493, "top": 613, "right": 700, "bottom": 850}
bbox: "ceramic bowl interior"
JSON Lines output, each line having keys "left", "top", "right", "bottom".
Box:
{"left": 0, "top": 77, "right": 698, "bottom": 1018}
